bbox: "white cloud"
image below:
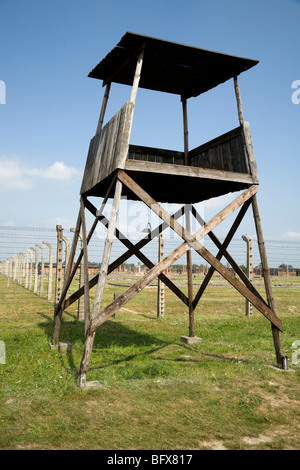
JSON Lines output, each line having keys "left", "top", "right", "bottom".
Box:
{"left": 0, "top": 221, "right": 15, "bottom": 226}
{"left": 0, "top": 157, "right": 80, "bottom": 190}
{"left": 284, "top": 231, "right": 300, "bottom": 240}
{"left": 203, "top": 193, "right": 236, "bottom": 210}
{"left": 0, "top": 158, "right": 33, "bottom": 189}
{"left": 27, "top": 161, "right": 80, "bottom": 180}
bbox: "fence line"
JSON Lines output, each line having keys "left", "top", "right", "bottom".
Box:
{"left": 0, "top": 225, "right": 299, "bottom": 305}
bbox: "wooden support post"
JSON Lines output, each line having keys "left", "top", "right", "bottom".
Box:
{"left": 157, "top": 233, "right": 165, "bottom": 319}
{"left": 181, "top": 96, "right": 189, "bottom": 166}
{"left": 80, "top": 197, "right": 90, "bottom": 335}
{"left": 182, "top": 96, "right": 195, "bottom": 337}
{"left": 242, "top": 235, "right": 253, "bottom": 316}
{"left": 251, "top": 195, "right": 285, "bottom": 368}
{"left": 234, "top": 76, "right": 259, "bottom": 184}
{"left": 35, "top": 244, "right": 45, "bottom": 296}
{"left": 78, "top": 232, "right": 85, "bottom": 321}
{"left": 79, "top": 178, "right": 123, "bottom": 387}
{"left": 234, "top": 76, "right": 244, "bottom": 126}
{"left": 130, "top": 48, "right": 144, "bottom": 105}
{"left": 185, "top": 205, "right": 194, "bottom": 337}
{"left": 96, "top": 82, "right": 111, "bottom": 135}
{"left": 43, "top": 241, "right": 53, "bottom": 301}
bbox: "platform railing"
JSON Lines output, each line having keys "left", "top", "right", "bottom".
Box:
{"left": 128, "top": 126, "right": 251, "bottom": 175}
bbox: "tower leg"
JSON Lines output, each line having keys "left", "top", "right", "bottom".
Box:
{"left": 252, "top": 195, "right": 284, "bottom": 368}
{"left": 79, "top": 178, "right": 123, "bottom": 386}
{"left": 185, "top": 205, "right": 195, "bottom": 337}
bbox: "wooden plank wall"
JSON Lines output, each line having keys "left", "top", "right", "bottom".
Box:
{"left": 128, "top": 145, "right": 184, "bottom": 165}
{"left": 127, "top": 127, "right": 251, "bottom": 176}
{"left": 189, "top": 127, "right": 249, "bottom": 174}
{"left": 80, "top": 101, "right": 134, "bottom": 195}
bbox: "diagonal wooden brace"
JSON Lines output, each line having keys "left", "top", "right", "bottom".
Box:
{"left": 54, "top": 175, "right": 117, "bottom": 319}
{"left": 84, "top": 199, "right": 189, "bottom": 306}
{"left": 190, "top": 203, "right": 267, "bottom": 309}
{"left": 192, "top": 200, "right": 251, "bottom": 309}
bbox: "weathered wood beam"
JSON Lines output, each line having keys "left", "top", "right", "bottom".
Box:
{"left": 191, "top": 201, "right": 267, "bottom": 309}
{"left": 124, "top": 159, "right": 254, "bottom": 185}
{"left": 252, "top": 194, "right": 284, "bottom": 366}
{"left": 79, "top": 178, "right": 123, "bottom": 386}
{"left": 80, "top": 197, "right": 90, "bottom": 335}
{"left": 129, "top": 48, "right": 145, "bottom": 105}
{"left": 181, "top": 95, "right": 194, "bottom": 336}
{"left": 208, "top": 231, "right": 267, "bottom": 306}
{"left": 193, "top": 200, "right": 250, "bottom": 308}
{"left": 234, "top": 76, "right": 244, "bottom": 125}
{"left": 192, "top": 240, "right": 282, "bottom": 331}
{"left": 96, "top": 82, "right": 111, "bottom": 134}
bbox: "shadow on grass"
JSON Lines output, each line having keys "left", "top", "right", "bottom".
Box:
{"left": 35, "top": 308, "right": 242, "bottom": 384}
{"left": 36, "top": 309, "right": 167, "bottom": 348}
{"left": 35, "top": 309, "right": 176, "bottom": 377}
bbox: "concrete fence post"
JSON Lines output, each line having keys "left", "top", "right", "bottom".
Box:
{"left": 70, "top": 227, "right": 84, "bottom": 321}
{"left": 16, "top": 254, "right": 21, "bottom": 285}
{"left": 62, "top": 236, "right": 70, "bottom": 280}
{"left": 242, "top": 234, "right": 253, "bottom": 316}
{"left": 157, "top": 233, "right": 165, "bottom": 319}
{"left": 13, "top": 255, "right": 18, "bottom": 282}
{"left": 17, "top": 253, "right": 24, "bottom": 286}
{"left": 55, "top": 225, "right": 63, "bottom": 308}
{"left": 30, "top": 247, "right": 39, "bottom": 294}
{"left": 35, "top": 244, "right": 45, "bottom": 296}
{"left": 6, "top": 258, "right": 12, "bottom": 287}
{"left": 23, "top": 251, "right": 29, "bottom": 289}
{"left": 26, "top": 249, "right": 33, "bottom": 291}
{"left": 43, "top": 241, "right": 53, "bottom": 301}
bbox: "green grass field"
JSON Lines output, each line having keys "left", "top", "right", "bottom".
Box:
{"left": 0, "top": 272, "right": 299, "bottom": 450}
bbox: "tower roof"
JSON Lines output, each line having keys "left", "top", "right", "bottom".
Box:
{"left": 88, "top": 32, "right": 259, "bottom": 99}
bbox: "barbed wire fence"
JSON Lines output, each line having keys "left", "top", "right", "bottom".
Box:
{"left": 0, "top": 224, "right": 299, "bottom": 305}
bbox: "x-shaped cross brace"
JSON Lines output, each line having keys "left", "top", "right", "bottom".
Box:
{"left": 86, "top": 170, "right": 282, "bottom": 334}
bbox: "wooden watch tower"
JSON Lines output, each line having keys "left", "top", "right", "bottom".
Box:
{"left": 52, "top": 33, "right": 286, "bottom": 386}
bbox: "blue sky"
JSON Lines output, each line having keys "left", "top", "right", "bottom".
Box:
{"left": 0, "top": 0, "right": 299, "bottom": 246}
